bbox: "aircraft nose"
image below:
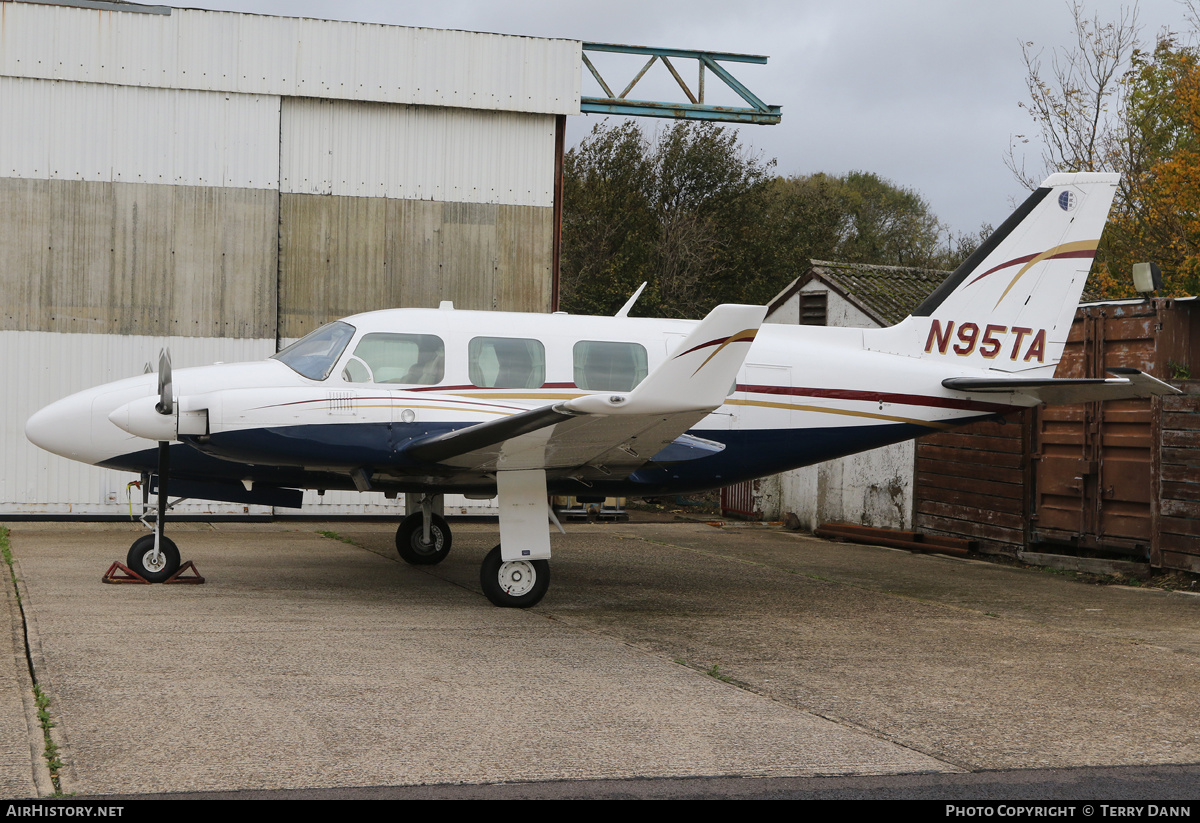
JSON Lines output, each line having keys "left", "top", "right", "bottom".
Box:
{"left": 25, "top": 394, "right": 94, "bottom": 461}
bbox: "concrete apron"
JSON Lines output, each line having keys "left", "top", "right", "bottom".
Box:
{"left": 2, "top": 520, "right": 1198, "bottom": 796}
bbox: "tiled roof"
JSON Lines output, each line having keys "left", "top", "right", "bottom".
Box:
{"left": 769, "top": 260, "right": 949, "bottom": 327}
{"left": 767, "top": 260, "right": 1103, "bottom": 327}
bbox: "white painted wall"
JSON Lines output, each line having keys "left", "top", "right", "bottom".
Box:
{"left": 756, "top": 281, "right": 915, "bottom": 530}
{"left": 2, "top": 329, "right": 276, "bottom": 515}
{"left": 280, "top": 99, "right": 556, "bottom": 207}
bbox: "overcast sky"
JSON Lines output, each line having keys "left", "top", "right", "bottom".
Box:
{"left": 176, "top": 0, "right": 1188, "bottom": 238}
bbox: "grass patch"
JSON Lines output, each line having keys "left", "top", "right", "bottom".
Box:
{"left": 0, "top": 527, "right": 65, "bottom": 794}
{"left": 705, "top": 664, "right": 731, "bottom": 682}
{"left": 34, "top": 686, "right": 63, "bottom": 780}
{"left": 0, "top": 527, "right": 16, "bottom": 602}
{"left": 318, "top": 530, "right": 358, "bottom": 547}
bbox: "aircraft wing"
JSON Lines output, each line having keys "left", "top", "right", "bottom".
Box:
{"left": 942, "top": 368, "right": 1180, "bottom": 405}
{"left": 402, "top": 303, "right": 766, "bottom": 475}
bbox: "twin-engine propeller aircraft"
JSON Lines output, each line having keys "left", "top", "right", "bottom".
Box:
{"left": 26, "top": 172, "right": 1177, "bottom": 607}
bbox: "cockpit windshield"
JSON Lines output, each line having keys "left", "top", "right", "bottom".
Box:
{"left": 272, "top": 321, "right": 356, "bottom": 380}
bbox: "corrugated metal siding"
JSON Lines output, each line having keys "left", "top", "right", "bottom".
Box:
{"left": 913, "top": 414, "right": 1030, "bottom": 553}
{"left": 278, "top": 195, "right": 552, "bottom": 339}
{"left": 0, "top": 178, "right": 278, "bottom": 337}
{"left": 0, "top": 76, "right": 280, "bottom": 188}
{"left": 281, "top": 98, "right": 556, "bottom": 206}
{"left": 0, "top": 4, "right": 581, "bottom": 115}
{"left": 2, "top": 330, "right": 276, "bottom": 514}
{"left": 1155, "top": 385, "right": 1200, "bottom": 573}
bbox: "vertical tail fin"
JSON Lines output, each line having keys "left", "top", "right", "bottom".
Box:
{"left": 872, "top": 172, "right": 1120, "bottom": 374}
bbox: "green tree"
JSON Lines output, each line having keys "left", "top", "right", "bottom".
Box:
{"left": 562, "top": 121, "right": 958, "bottom": 318}
{"left": 648, "top": 122, "right": 776, "bottom": 315}
{"left": 764, "top": 171, "right": 948, "bottom": 270}
{"left": 561, "top": 119, "right": 776, "bottom": 318}
{"left": 1099, "top": 39, "right": 1200, "bottom": 297}
{"left": 559, "top": 121, "right": 657, "bottom": 316}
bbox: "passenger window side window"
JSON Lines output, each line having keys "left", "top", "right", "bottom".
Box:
{"left": 573, "top": 341, "right": 648, "bottom": 392}
{"left": 343, "top": 333, "right": 444, "bottom": 385}
{"left": 469, "top": 337, "right": 546, "bottom": 389}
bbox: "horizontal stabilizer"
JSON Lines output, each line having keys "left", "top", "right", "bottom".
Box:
{"left": 942, "top": 368, "right": 1180, "bottom": 405}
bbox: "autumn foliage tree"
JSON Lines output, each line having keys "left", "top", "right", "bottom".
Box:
{"left": 1010, "top": 4, "right": 1200, "bottom": 298}
{"left": 1099, "top": 42, "right": 1200, "bottom": 297}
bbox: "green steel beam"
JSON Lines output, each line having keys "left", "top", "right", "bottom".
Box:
{"left": 580, "top": 42, "right": 781, "bottom": 125}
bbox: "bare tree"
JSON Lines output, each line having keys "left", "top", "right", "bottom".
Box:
{"left": 1006, "top": 2, "right": 1142, "bottom": 189}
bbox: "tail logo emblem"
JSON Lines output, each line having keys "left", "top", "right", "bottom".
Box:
{"left": 1058, "top": 190, "right": 1077, "bottom": 211}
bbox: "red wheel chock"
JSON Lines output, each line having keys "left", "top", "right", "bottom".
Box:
{"left": 102, "top": 562, "right": 149, "bottom": 584}
{"left": 103, "top": 560, "right": 205, "bottom": 584}
{"left": 165, "top": 561, "right": 204, "bottom": 584}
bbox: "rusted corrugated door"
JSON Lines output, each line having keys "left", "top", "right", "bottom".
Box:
{"left": 1031, "top": 304, "right": 1158, "bottom": 556}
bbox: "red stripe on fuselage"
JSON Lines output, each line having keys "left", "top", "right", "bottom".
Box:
{"left": 736, "top": 384, "right": 1016, "bottom": 414}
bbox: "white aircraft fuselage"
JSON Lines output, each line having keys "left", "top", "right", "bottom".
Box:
{"left": 29, "top": 310, "right": 1025, "bottom": 498}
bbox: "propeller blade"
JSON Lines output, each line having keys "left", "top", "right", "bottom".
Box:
{"left": 155, "top": 348, "right": 173, "bottom": 416}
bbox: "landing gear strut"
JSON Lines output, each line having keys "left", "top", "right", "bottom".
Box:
{"left": 128, "top": 350, "right": 182, "bottom": 583}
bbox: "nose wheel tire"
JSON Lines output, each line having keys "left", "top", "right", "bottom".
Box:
{"left": 479, "top": 544, "right": 549, "bottom": 608}
{"left": 126, "top": 535, "right": 181, "bottom": 583}
{"left": 395, "top": 513, "right": 452, "bottom": 565}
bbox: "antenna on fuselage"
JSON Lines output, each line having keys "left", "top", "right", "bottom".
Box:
{"left": 614, "top": 282, "right": 648, "bottom": 318}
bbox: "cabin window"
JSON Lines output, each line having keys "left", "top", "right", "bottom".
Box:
{"left": 342, "top": 333, "right": 445, "bottom": 385}
{"left": 273, "top": 321, "right": 356, "bottom": 381}
{"left": 573, "top": 341, "right": 648, "bottom": 392}
{"left": 469, "top": 337, "right": 545, "bottom": 389}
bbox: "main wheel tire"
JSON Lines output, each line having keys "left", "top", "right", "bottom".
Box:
{"left": 126, "top": 534, "right": 181, "bottom": 583}
{"left": 395, "top": 513, "right": 452, "bottom": 565}
{"left": 479, "top": 544, "right": 549, "bottom": 608}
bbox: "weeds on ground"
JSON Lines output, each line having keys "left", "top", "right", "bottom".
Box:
{"left": 0, "top": 527, "right": 65, "bottom": 794}
{"left": 34, "top": 686, "right": 63, "bottom": 781}
{"left": 318, "top": 530, "right": 358, "bottom": 546}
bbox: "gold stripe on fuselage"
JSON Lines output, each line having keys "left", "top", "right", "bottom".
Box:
{"left": 724, "top": 398, "right": 958, "bottom": 431}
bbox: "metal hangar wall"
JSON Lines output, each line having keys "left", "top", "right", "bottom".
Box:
{"left": 0, "top": 0, "right": 581, "bottom": 515}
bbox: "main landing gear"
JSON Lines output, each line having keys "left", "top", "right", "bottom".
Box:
{"left": 396, "top": 475, "right": 558, "bottom": 609}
